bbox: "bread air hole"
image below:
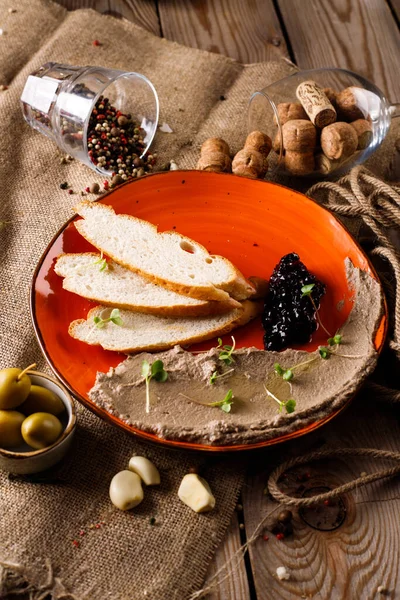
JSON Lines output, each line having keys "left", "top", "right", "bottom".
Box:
{"left": 205, "top": 258, "right": 213, "bottom": 264}
{"left": 180, "top": 240, "right": 195, "bottom": 254}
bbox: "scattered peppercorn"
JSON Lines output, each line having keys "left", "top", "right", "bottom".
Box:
{"left": 68, "top": 189, "right": 74, "bottom": 195}
{"left": 92, "top": 40, "right": 101, "bottom": 46}
{"left": 60, "top": 157, "right": 68, "bottom": 164}
{"left": 278, "top": 510, "right": 293, "bottom": 524}
{"left": 219, "top": 95, "right": 227, "bottom": 101}
{"left": 239, "top": 523, "right": 245, "bottom": 530}
{"left": 276, "top": 532, "right": 285, "bottom": 541}
{"left": 85, "top": 187, "right": 90, "bottom": 193}
{"left": 59, "top": 182, "right": 69, "bottom": 189}
{"left": 323, "top": 499, "right": 331, "bottom": 506}
{"left": 89, "top": 182, "right": 100, "bottom": 194}
{"left": 72, "top": 540, "right": 80, "bottom": 548}
{"left": 149, "top": 517, "right": 156, "bottom": 526}
{"left": 262, "top": 534, "right": 269, "bottom": 541}
{"left": 79, "top": 530, "right": 85, "bottom": 536}
{"left": 111, "top": 174, "right": 123, "bottom": 186}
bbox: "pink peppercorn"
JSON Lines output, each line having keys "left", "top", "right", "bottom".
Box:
{"left": 276, "top": 533, "right": 285, "bottom": 541}
{"left": 262, "top": 534, "right": 269, "bottom": 541}
{"left": 72, "top": 540, "right": 80, "bottom": 548}
{"left": 93, "top": 40, "right": 101, "bottom": 46}
{"left": 68, "top": 189, "right": 73, "bottom": 195}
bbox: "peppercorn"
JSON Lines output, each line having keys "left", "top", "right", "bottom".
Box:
{"left": 137, "top": 167, "right": 145, "bottom": 178}
{"left": 111, "top": 174, "right": 123, "bottom": 186}
{"left": 133, "top": 157, "right": 143, "bottom": 168}
{"left": 277, "top": 510, "right": 293, "bottom": 524}
{"left": 276, "top": 532, "right": 285, "bottom": 541}
{"left": 149, "top": 517, "right": 156, "bottom": 526}
{"left": 93, "top": 40, "right": 101, "bottom": 46}
{"left": 68, "top": 189, "right": 74, "bottom": 195}
{"left": 59, "top": 182, "right": 69, "bottom": 189}
{"left": 117, "top": 115, "right": 129, "bottom": 128}
{"left": 89, "top": 182, "right": 100, "bottom": 194}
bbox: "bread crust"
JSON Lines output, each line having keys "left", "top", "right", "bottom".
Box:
{"left": 68, "top": 300, "right": 262, "bottom": 353}
{"left": 55, "top": 253, "right": 238, "bottom": 317}
{"left": 74, "top": 201, "right": 254, "bottom": 304}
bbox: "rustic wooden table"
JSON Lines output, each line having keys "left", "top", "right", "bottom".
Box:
{"left": 56, "top": 2, "right": 400, "bottom": 598}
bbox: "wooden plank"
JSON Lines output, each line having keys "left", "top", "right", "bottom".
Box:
{"left": 204, "top": 512, "right": 251, "bottom": 600}
{"left": 55, "top": 0, "right": 161, "bottom": 35}
{"left": 277, "top": 0, "right": 400, "bottom": 100}
{"left": 242, "top": 395, "right": 400, "bottom": 598}
{"left": 158, "top": 0, "right": 289, "bottom": 64}
{"left": 388, "top": 0, "right": 400, "bottom": 20}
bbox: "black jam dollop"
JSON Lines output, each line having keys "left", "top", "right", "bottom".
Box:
{"left": 262, "top": 253, "right": 326, "bottom": 351}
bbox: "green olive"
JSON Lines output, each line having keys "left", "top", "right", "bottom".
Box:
{"left": 20, "top": 385, "right": 65, "bottom": 416}
{"left": 21, "top": 412, "right": 63, "bottom": 450}
{"left": 0, "top": 368, "right": 32, "bottom": 409}
{"left": 0, "top": 410, "right": 25, "bottom": 448}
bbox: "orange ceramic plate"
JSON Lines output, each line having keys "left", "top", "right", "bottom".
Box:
{"left": 31, "top": 171, "right": 387, "bottom": 452}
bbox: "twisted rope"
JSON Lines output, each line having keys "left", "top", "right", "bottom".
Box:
{"left": 265, "top": 169, "right": 400, "bottom": 508}
{"left": 268, "top": 448, "right": 400, "bottom": 506}
{"left": 308, "top": 166, "right": 400, "bottom": 360}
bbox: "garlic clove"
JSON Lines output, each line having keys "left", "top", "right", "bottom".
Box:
{"left": 178, "top": 473, "right": 216, "bottom": 513}
{"left": 128, "top": 456, "right": 161, "bottom": 486}
{"left": 109, "top": 470, "right": 144, "bottom": 511}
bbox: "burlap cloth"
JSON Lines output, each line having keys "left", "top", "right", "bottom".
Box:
{"left": 0, "top": 2, "right": 398, "bottom": 599}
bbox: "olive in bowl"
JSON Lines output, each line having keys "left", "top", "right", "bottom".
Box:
{"left": 0, "top": 371, "right": 76, "bottom": 475}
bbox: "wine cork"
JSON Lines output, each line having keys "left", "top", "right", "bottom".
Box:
{"left": 284, "top": 151, "right": 315, "bottom": 175}
{"left": 315, "top": 153, "right": 341, "bottom": 175}
{"left": 349, "top": 119, "right": 373, "bottom": 149}
{"left": 296, "top": 80, "right": 337, "bottom": 128}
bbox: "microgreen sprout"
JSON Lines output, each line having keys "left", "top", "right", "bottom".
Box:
{"left": 209, "top": 368, "right": 234, "bottom": 385}
{"left": 274, "top": 363, "right": 294, "bottom": 381}
{"left": 178, "top": 389, "right": 235, "bottom": 413}
{"left": 318, "top": 346, "right": 331, "bottom": 359}
{"left": 93, "top": 308, "right": 123, "bottom": 328}
{"left": 301, "top": 283, "right": 331, "bottom": 337}
{"left": 328, "top": 334, "right": 342, "bottom": 346}
{"left": 264, "top": 384, "right": 296, "bottom": 414}
{"left": 93, "top": 251, "right": 108, "bottom": 272}
{"left": 208, "top": 389, "right": 234, "bottom": 413}
{"left": 216, "top": 336, "right": 236, "bottom": 365}
{"left": 142, "top": 360, "right": 168, "bottom": 413}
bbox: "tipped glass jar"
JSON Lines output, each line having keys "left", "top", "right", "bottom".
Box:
{"left": 21, "top": 62, "right": 159, "bottom": 177}
{"left": 248, "top": 68, "right": 399, "bottom": 179}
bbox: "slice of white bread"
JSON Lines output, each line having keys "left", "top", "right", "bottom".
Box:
{"left": 74, "top": 201, "right": 255, "bottom": 304}
{"left": 55, "top": 253, "right": 238, "bottom": 317}
{"left": 69, "top": 300, "right": 262, "bottom": 353}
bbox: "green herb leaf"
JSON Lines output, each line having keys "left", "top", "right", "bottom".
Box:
{"left": 217, "top": 336, "right": 236, "bottom": 365}
{"left": 110, "top": 308, "right": 123, "bottom": 326}
{"left": 93, "top": 316, "right": 105, "bottom": 328}
{"left": 301, "top": 283, "right": 315, "bottom": 297}
{"left": 274, "top": 363, "right": 284, "bottom": 376}
{"left": 141, "top": 360, "right": 151, "bottom": 378}
{"left": 210, "top": 371, "right": 218, "bottom": 385}
{"left": 208, "top": 389, "right": 234, "bottom": 412}
{"left": 319, "top": 346, "right": 331, "bottom": 359}
{"left": 151, "top": 360, "right": 165, "bottom": 375}
{"left": 154, "top": 370, "right": 168, "bottom": 383}
{"left": 285, "top": 399, "right": 296, "bottom": 413}
{"left": 283, "top": 369, "right": 294, "bottom": 382}
{"left": 99, "top": 259, "right": 107, "bottom": 272}
{"left": 333, "top": 334, "right": 342, "bottom": 345}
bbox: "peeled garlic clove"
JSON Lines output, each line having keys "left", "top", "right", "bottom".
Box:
{"left": 128, "top": 456, "right": 160, "bottom": 486}
{"left": 109, "top": 470, "right": 144, "bottom": 511}
{"left": 178, "top": 474, "right": 216, "bottom": 513}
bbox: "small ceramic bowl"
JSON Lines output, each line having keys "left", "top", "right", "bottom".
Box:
{"left": 0, "top": 371, "right": 76, "bottom": 474}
